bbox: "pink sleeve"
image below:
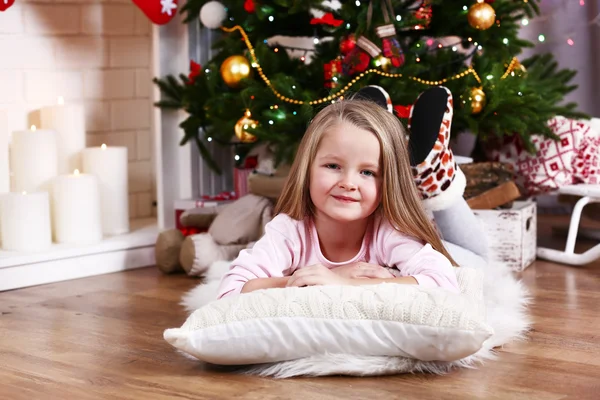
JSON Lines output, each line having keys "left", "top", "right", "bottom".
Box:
{"left": 379, "top": 225, "right": 460, "bottom": 293}
{"left": 216, "top": 214, "right": 298, "bottom": 299}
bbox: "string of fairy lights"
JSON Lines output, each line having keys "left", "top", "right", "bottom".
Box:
{"left": 220, "top": 25, "right": 529, "bottom": 106}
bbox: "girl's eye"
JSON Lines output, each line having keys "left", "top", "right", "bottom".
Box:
{"left": 361, "top": 170, "right": 376, "bottom": 177}
{"left": 325, "top": 163, "right": 339, "bottom": 169}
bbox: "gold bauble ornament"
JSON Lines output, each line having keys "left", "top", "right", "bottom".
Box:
{"left": 470, "top": 87, "right": 486, "bottom": 114}
{"left": 220, "top": 55, "right": 252, "bottom": 88}
{"left": 467, "top": 2, "right": 496, "bottom": 30}
{"left": 234, "top": 109, "right": 258, "bottom": 143}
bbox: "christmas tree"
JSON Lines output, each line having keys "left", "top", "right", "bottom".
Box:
{"left": 154, "top": 0, "right": 585, "bottom": 174}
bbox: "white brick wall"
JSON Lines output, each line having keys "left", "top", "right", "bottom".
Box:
{"left": 0, "top": 0, "right": 156, "bottom": 220}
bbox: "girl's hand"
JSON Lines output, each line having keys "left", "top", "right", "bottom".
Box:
{"left": 330, "top": 262, "right": 395, "bottom": 280}
{"left": 286, "top": 264, "right": 350, "bottom": 287}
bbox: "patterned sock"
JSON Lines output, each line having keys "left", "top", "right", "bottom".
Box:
{"left": 408, "top": 86, "right": 466, "bottom": 211}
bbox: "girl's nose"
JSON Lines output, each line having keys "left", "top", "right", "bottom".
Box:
{"left": 339, "top": 175, "right": 357, "bottom": 190}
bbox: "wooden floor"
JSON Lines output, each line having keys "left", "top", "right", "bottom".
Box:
{"left": 1, "top": 216, "right": 600, "bottom": 400}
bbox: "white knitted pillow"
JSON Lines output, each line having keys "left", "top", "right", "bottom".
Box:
{"left": 164, "top": 267, "right": 493, "bottom": 365}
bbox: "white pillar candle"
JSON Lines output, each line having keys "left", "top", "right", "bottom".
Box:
{"left": 1, "top": 191, "right": 52, "bottom": 252}
{"left": 0, "top": 110, "right": 8, "bottom": 194}
{"left": 82, "top": 144, "right": 129, "bottom": 235}
{"left": 52, "top": 169, "right": 102, "bottom": 245}
{"left": 10, "top": 125, "right": 58, "bottom": 192}
{"left": 40, "top": 97, "right": 86, "bottom": 175}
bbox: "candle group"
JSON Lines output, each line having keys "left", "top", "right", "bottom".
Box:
{"left": 0, "top": 98, "right": 131, "bottom": 252}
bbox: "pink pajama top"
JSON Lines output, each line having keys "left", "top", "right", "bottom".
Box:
{"left": 217, "top": 214, "right": 460, "bottom": 299}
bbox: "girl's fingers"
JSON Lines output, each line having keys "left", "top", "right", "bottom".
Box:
{"left": 356, "top": 267, "right": 393, "bottom": 279}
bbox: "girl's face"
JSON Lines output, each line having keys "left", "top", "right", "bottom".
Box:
{"left": 309, "top": 122, "right": 382, "bottom": 225}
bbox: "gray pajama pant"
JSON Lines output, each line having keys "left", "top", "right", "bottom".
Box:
{"left": 433, "top": 199, "right": 489, "bottom": 268}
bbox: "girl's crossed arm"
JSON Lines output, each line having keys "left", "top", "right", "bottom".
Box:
{"left": 371, "top": 226, "right": 460, "bottom": 293}
{"left": 216, "top": 215, "right": 298, "bottom": 299}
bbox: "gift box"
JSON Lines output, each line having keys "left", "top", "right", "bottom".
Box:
{"left": 234, "top": 168, "right": 254, "bottom": 198}
{"left": 174, "top": 192, "right": 236, "bottom": 230}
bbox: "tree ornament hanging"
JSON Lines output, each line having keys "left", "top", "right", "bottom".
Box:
{"left": 324, "top": 58, "right": 342, "bottom": 89}
{"left": 187, "top": 60, "right": 202, "bottom": 85}
{"left": 467, "top": 2, "right": 496, "bottom": 30}
{"left": 310, "top": 12, "right": 344, "bottom": 27}
{"left": 374, "top": 0, "right": 405, "bottom": 68}
{"left": 200, "top": 1, "right": 227, "bottom": 29}
{"left": 235, "top": 110, "right": 258, "bottom": 143}
{"left": 132, "top": 0, "right": 178, "bottom": 25}
{"left": 470, "top": 87, "right": 486, "bottom": 114}
{"left": 413, "top": 1, "right": 432, "bottom": 29}
{"left": 220, "top": 55, "right": 252, "bottom": 88}
{"left": 342, "top": 36, "right": 380, "bottom": 76}
{"left": 244, "top": 0, "right": 255, "bottom": 13}
{"left": 0, "top": 0, "right": 15, "bottom": 12}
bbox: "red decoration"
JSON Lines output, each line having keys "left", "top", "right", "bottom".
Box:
{"left": 187, "top": 60, "right": 202, "bottom": 85}
{"left": 243, "top": 155, "right": 258, "bottom": 169}
{"left": 180, "top": 227, "right": 204, "bottom": 236}
{"left": 0, "top": 0, "right": 15, "bottom": 12}
{"left": 132, "top": 0, "right": 178, "bottom": 25}
{"left": 343, "top": 50, "right": 370, "bottom": 76}
{"left": 310, "top": 12, "right": 344, "bottom": 27}
{"left": 339, "top": 35, "right": 356, "bottom": 55}
{"left": 324, "top": 59, "right": 342, "bottom": 89}
{"left": 394, "top": 105, "right": 412, "bottom": 119}
{"left": 414, "top": 1, "right": 432, "bottom": 29}
{"left": 201, "top": 191, "right": 238, "bottom": 201}
{"left": 244, "top": 0, "right": 255, "bottom": 13}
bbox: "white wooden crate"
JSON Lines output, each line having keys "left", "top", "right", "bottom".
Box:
{"left": 472, "top": 201, "right": 537, "bottom": 272}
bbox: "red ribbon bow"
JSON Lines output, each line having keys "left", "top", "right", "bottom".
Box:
{"left": 187, "top": 60, "right": 202, "bottom": 85}
{"left": 310, "top": 13, "right": 344, "bottom": 27}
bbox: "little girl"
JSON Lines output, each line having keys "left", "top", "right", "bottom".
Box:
{"left": 217, "top": 95, "right": 462, "bottom": 299}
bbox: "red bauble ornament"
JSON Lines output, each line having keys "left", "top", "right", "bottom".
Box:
{"left": 132, "top": 0, "right": 178, "bottom": 25}
{"left": 0, "top": 0, "right": 15, "bottom": 12}
{"left": 340, "top": 35, "right": 356, "bottom": 55}
{"left": 244, "top": 0, "right": 255, "bottom": 13}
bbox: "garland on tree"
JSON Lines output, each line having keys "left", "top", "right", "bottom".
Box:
{"left": 153, "top": 0, "right": 585, "bottom": 174}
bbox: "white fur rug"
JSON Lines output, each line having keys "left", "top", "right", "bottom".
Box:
{"left": 180, "top": 260, "right": 531, "bottom": 378}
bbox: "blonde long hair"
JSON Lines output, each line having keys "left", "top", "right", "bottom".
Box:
{"left": 274, "top": 100, "right": 457, "bottom": 266}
